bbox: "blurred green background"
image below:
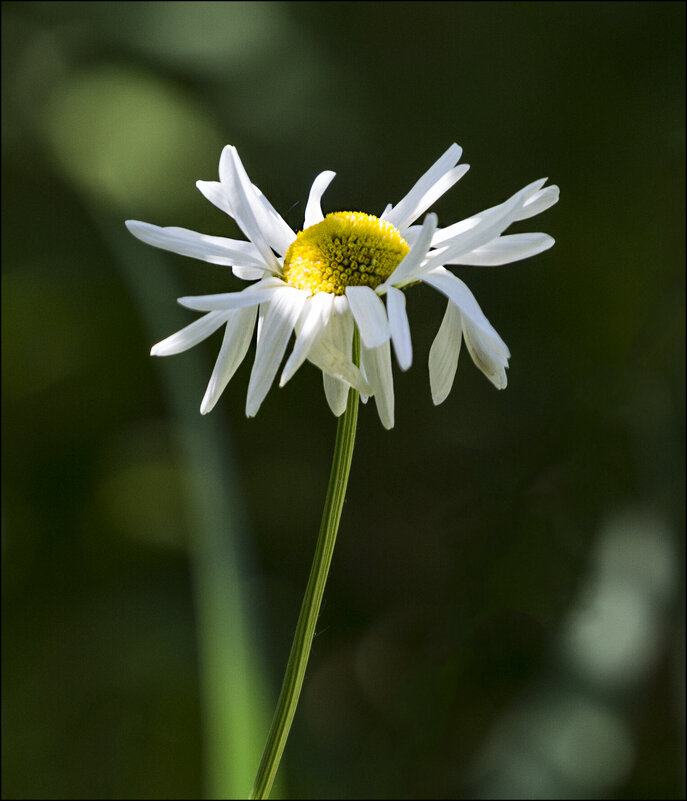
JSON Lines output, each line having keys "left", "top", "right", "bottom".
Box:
{"left": 2, "top": 2, "right": 684, "bottom": 799}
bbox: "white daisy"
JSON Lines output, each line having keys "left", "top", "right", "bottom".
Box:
{"left": 126, "top": 144, "right": 558, "bottom": 428}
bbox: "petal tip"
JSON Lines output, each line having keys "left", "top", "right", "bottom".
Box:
{"left": 398, "top": 354, "right": 413, "bottom": 372}
{"left": 125, "top": 219, "right": 144, "bottom": 236}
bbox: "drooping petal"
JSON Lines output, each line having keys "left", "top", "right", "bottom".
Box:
{"left": 385, "top": 213, "right": 437, "bottom": 287}
{"left": 309, "top": 339, "right": 371, "bottom": 395}
{"left": 319, "top": 296, "right": 355, "bottom": 415}
{"left": 386, "top": 286, "right": 412, "bottom": 371}
{"left": 420, "top": 267, "right": 510, "bottom": 360}
{"left": 328, "top": 296, "right": 354, "bottom": 354}
{"left": 309, "top": 343, "right": 370, "bottom": 395}
{"left": 428, "top": 301, "right": 462, "bottom": 405}
{"left": 245, "top": 287, "right": 308, "bottom": 417}
{"left": 200, "top": 305, "right": 258, "bottom": 414}
{"left": 382, "top": 143, "right": 463, "bottom": 232}
{"left": 450, "top": 233, "right": 555, "bottom": 266}
{"left": 345, "top": 286, "right": 390, "bottom": 349}
{"left": 280, "top": 292, "right": 334, "bottom": 386}
{"left": 308, "top": 302, "right": 371, "bottom": 396}
{"left": 178, "top": 276, "right": 286, "bottom": 312}
{"left": 125, "top": 221, "right": 268, "bottom": 269}
{"left": 361, "top": 341, "right": 394, "bottom": 429}
{"left": 462, "top": 315, "right": 509, "bottom": 390}
{"left": 150, "top": 310, "right": 229, "bottom": 356}
{"left": 304, "top": 171, "right": 336, "bottom": 229}
{"left": 220, "top": 146, "right": 295, "bottom": 257}
{"left": 323, "top": 374, "right": 349, "bottom": 416}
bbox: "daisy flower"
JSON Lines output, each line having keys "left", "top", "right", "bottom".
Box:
{"left": 126, "top": 144, "right": 558, "bottom": 428}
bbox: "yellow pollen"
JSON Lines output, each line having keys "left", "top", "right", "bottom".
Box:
{"left": 282, "top": 212, "right": 410, "bottom": 295}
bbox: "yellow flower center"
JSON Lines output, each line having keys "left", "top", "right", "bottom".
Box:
{"left": 282, "top": 212, "right": 410, "bottom": 295}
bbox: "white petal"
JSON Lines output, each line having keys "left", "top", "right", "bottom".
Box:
{"left": 386, "top": 287, "right": 412, "bottom": 371}
{"left": 427, "top": 179, "right": 547, "bottom": 264}
{"left": 462, "top": 315, "right": 509, "bottom": 390}
{"left": 428, "top": 302, "right": 462, "bottom": 405}
{"left": 151, "top": 310, "right": 229, "bottom": 356}
{"left": 280, "top": 292, "right": 334, "bottom": 386}
{"left": 361, "top": 341, "right": 395, "bottom": 429}
{"left": 329, "top": 295, "right": 355, "bottom": 354}
{"left": 178, "top": 276, "right": 286, "bottom": 312}
{"left": 251, "top": 182, "right": 298, "bottom": 253}
{"left": 517, "top": 184, "right": 559, "bottom": 220}
{"left": 200, "top": 306, "right": 258, "bottom": 414}
{"left": 319, "top": 297, "right": 356, "bottom": 410}
{"left": 199, "top": 174, "right": 299, "bottom": 255}
{"left": 217, "top": 147, "right": 283, "bottom": 272}
{"left": 394, "top": 164, "right": 469, "bottom": 233}
{"left": 420, "top": 267, "right": 510, "bottom": 360}
{"left": 232, "top": 265, "right": 267, "bottom": 281}
{"left": 220, "top": 146, "right": 295, "bottom": 257}
{"left": 196, "top": 180, "right": 234, "bottom": 218}
{"left": 245, "top": 288, "right": 308, "bottom": 417}
{"left": 125, "top": 220, "right": 268, "bottom": 269}
{"left": 256, "top": 302, "right": 266, "bottom": 345}
{"left": 386, "top": 213, "right": 437, "bottom": 286}
{"left": 450, "top": 233, "right": 555, "bottom": 266}
{"left": 309, "top": 342, "right": 370, "bottom": 395}
{"left": 345, "top": 286, "right": 390, "bottom": 349}
{"left": 400, "top": 225, "right": 423, "bottom": 245}
{"left": 323, "top": 374, "right": 350, "bottom": 417}
{"left": 304, "top": 171, "right": 336, "bottom": 229}
{"left": 382, "top": 143, "right": 463, "bottom": 231}
{"left": 307, "top": 307, "right": 371, "bottom": 396}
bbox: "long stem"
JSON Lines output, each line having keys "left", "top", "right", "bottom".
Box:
{"left": 250, "top": 336, "right": 360, "bottom": 799}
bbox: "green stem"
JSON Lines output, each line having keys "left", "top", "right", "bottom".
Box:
{"left": 250, "top": 335, "right": 360, "bottom": 800}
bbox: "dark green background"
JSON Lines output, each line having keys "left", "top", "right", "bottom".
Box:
{"left": 2, "top": 2, "right": 684, "bottom": 799}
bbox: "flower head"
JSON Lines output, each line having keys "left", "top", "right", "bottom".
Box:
{"left": 126, "top": 144, "right": 558, "bottom": 428}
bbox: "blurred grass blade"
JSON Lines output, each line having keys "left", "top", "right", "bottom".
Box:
{"left": 102, "top": 218, "right": 275, "bottom": 799}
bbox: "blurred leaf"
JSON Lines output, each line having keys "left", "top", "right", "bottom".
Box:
{"left": 42, "top": 64, "right": 223, "bottom": 215}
